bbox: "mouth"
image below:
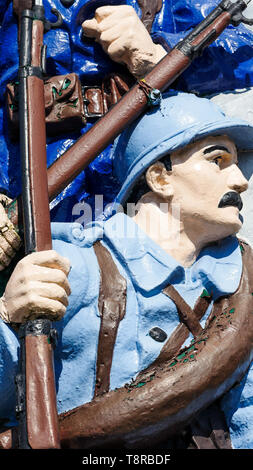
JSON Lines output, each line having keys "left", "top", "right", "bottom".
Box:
{"left": 218, "top": 191, "right": 243, "bottom": 211}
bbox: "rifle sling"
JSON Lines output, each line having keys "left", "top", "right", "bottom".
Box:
{"left": 93, "top": 242, "right": 213, "bottom": 397}
{"left": 92, "top": 243, "right": 231, "bottom": 448}
{"left": 93, "top": 241, "right": 127, "bottom": 398}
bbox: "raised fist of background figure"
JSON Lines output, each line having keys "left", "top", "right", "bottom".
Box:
{"left": 82, "top": 5, "right": 166, "bottom": 78}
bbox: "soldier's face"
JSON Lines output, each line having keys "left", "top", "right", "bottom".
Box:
{"left": 168, "top": 135, "right": 248, "bottom": 239}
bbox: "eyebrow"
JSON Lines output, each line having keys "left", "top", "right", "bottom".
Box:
{"left": 203, "top": 145, "right": 230, "bottom": 154}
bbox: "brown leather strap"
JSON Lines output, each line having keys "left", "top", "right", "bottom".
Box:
{"left": 7, "top": 73, "right": 132, "bottom": 138}
{"left": 93, "top": 242, "right": 127, "bottom": 398}
{"left": 83, "top": 74, "right": 132, "bottom": 118}
{"left": 137, "top": 0, "right": 163, "bottom": 32}
{"left": 163, "top": 284, "right": 204, "bottom": 337}
{"left": 137, "top": 289, "right": 212, "bottom": 379}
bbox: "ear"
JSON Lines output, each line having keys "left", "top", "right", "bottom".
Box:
{"left": 146, "top": 162, "right": 174, "bottom": 199}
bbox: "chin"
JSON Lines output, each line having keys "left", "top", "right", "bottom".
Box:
{"left": 219, "top": 207, "right": 242, "bottom": 232}
{"left": 221, "top": 217, "right": 242, "bottom": 237}
{"left": 206, "top": 216, "right": 242, "bottom": 243}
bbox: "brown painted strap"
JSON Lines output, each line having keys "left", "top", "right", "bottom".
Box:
{"left": 137, "top": 0, "right": 163, "bottom": 32}
{"left": 93, "top": 242, "right": 127, "bottom": 398}
{"left": 163, "top": 284, "right": 203, "bottom": 337}
{"left": 134, "top": 288, "right": 212, "bottom": 380}
{"left": 7, "top": 73, "right": 132, "bottom": 138}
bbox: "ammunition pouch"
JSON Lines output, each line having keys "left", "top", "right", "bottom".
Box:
{"left": 6, "top": 72, "right": 132, "bottom": 138}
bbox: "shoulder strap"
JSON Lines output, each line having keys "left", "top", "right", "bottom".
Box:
{"left": 93, "top": 241, "right": 127, "bottom": 398}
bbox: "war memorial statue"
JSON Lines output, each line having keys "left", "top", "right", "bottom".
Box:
{"left": 0, "top": 0, "right": 253, "bottom": 450}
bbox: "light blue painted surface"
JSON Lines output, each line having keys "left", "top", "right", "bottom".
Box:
{"left": 0, "top": 213, "right": 249, "bottom": 449}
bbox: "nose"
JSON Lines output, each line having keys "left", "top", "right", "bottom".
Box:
{"left": 227, "top": 164, "right": 248, "bottom": 193}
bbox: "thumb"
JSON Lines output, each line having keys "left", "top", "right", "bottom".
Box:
{"left": 82, "top": 18, "right": 100, "bottom": 38}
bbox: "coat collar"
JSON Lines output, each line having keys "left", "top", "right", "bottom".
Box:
{"left": 52, "top": 213, "right": 242, "bottom": 299}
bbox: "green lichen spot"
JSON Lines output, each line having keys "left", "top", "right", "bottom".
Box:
{"left": 62, "top": 78, "right": 71, "bottom": 90}
{"left": 177, "top": 352, "right": 186, "bottom": 360}
{"left": 136, "top": 382, "right": 146, "bottom": 388}
{"left": 68, "top": 98, "right": 78, "bottom": 108}
{"left": 201, "top": 288, "right": 210, "bottom": 298}
{"left": 169, "top": 361, "right": 177, "bottom": 368}
{"left": 229, "top": 308, "right": 235, "bottom": 314}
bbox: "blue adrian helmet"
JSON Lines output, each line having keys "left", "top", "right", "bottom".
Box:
{"left": 113, "top": 91, "right": 253, "bottom": 206}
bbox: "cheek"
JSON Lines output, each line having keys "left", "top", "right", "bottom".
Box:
{"left": 192, "top": 162, "right": 226, "bottom": 193}
{"left": 172, "top": 164, "right": 226, "bottom": 213}
{"left": 192, "top": 163, "right": 202, "bottom": 172}
{"left": 175, "top": 163, "right": 218, "bottom": 197}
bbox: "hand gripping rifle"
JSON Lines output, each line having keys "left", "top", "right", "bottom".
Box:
{"left": 15, "top": 0, "right": 62, "bottom": 449}
{"left": 46, "top": 0, "right": 253, "bottom": 201}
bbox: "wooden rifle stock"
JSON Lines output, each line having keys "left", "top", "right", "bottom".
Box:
{"left": 16, "top": 2, "right": 60, "bottom": 449}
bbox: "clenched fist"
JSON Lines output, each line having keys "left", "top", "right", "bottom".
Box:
{"left": 0, "top": 250, "right": 71, "bottom": 324}
{"left": 82, "top": 5, "right": 166, "bottom": 78}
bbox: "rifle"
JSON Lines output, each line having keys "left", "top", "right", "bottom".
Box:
{"left": 7, "top": 0, "right": 253, "bottom": 207}
{"left": 4, "top": 0, "right": 253, "bottom": 249}
{"left": 46, "top": 0, "right": 253, "bottom": 201}
{"left": 1, "top": 0, "right": 253, "bottom": 450}
{"left": 15, "top": 0, "right": 62, "bottom": 449}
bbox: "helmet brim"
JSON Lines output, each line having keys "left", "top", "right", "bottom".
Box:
{"left": 115, "top": 118, "right": 253, "bottom": 207}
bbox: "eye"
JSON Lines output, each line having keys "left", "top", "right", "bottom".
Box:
{"left": 212, "top": 156, "right": 222, "bottom": 166}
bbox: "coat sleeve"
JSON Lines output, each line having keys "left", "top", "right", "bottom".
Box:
{"left": 0, "top": 319, "right": 19, "bottom": 426}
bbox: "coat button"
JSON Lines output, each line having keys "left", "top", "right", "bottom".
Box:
{"left": 149, "top": 327, "right": 167, "bottom": 342}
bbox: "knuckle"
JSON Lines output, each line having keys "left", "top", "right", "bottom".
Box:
{"left": 56, "top": 305, "right": 66, "bottom": 319}
{"left": 26, "top": 291, "right": 36, "bottom": 308}
{"left": 19, "top": 264, "right": 32, "bottom": 283}
{"left": 50, "top": 249, "right": 59, "bottom": 259}
{"left": 63, "top": 257, "right": 71, "bottom": 272}
{"left": 18, "top": 257, "right": 27, "bottom": 269}
{"left": 57, "top": 269, "right": 66, "bottom": 284}
{"left": 0, "top": 250, "right": 8, "bottom": 263}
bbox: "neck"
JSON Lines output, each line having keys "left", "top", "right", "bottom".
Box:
{"left": 130, "top": 195, "right": 211, "bottom": 267}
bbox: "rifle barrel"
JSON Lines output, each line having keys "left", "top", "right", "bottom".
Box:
{"left": 17, "top": 4, "right": 60, "bottom": 449}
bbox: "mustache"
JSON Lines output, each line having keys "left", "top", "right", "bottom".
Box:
{"left": 218, "top": 191, "right": 243, "bottom": 211}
